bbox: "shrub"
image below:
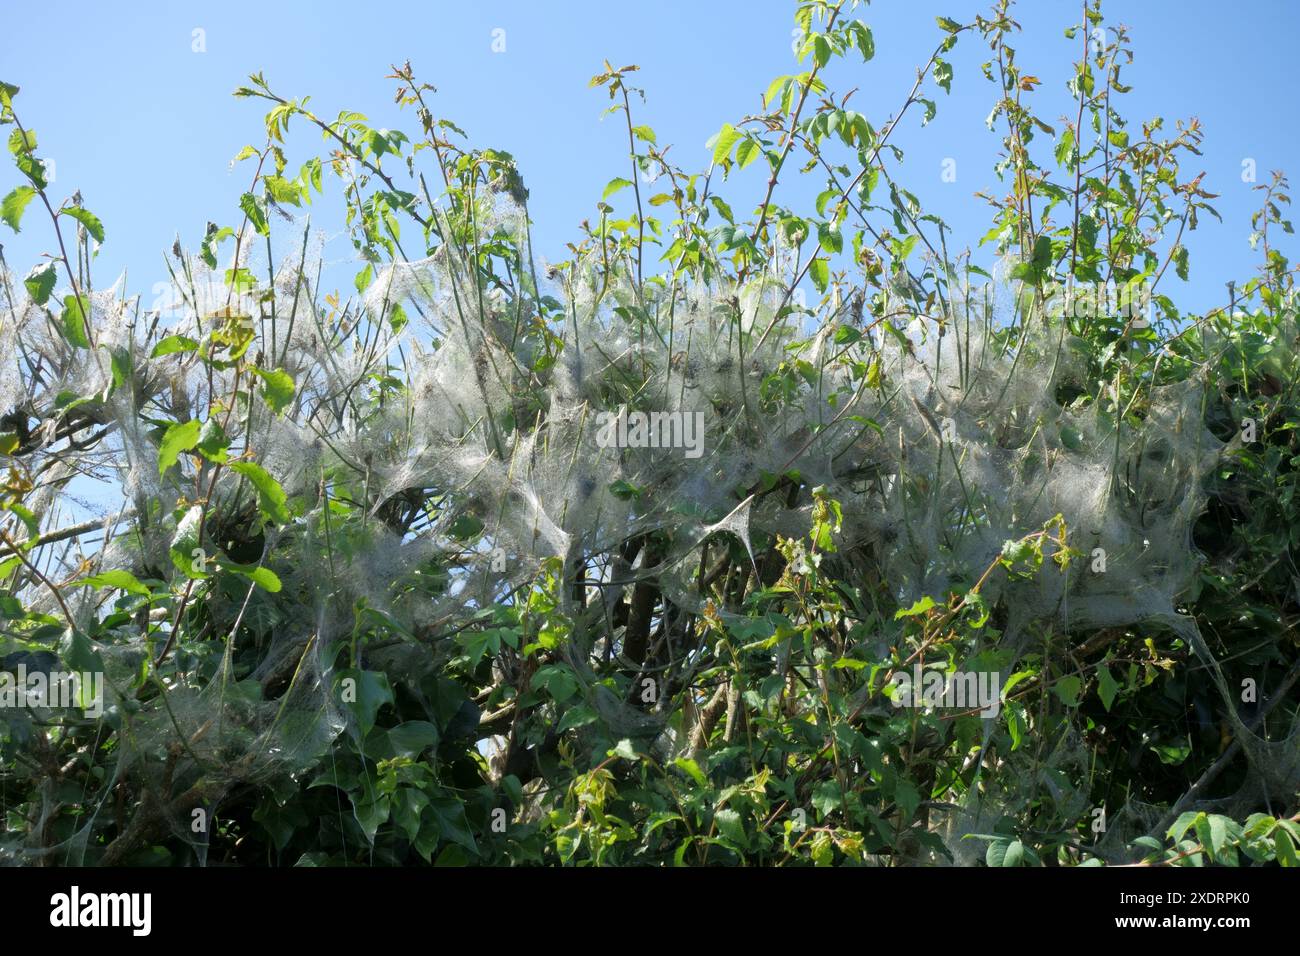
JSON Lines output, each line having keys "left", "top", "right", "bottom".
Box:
{"left": 0, "top": 1, "right": 1296, "bottom": 866}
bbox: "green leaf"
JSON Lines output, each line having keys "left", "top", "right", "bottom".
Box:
{"left": 388, "top": 721, "right": 440, "bottom": 757}
{"left": 985, "top": 837, "right": 1011, "bottom": 866}
{"left": 1173, "top": 244, "right": 1189, "bottom": 281}
{"left": 608, "top": 478, "right": 643, "bottom": 501}
{"left": 14, "top": 149, "right": 47, "bottom": 188}
{"left": 105, "top": 345, "right": 132, "bottom": 391}
{"left": 336, "top": 669, "right": 393, "bottom": 737}
{"left": 429, "top": 796, "right": 477, "bottom": 853}
{"left": 763, "top": 75, "right": 792, "bottom": 109}
{"left": 1054, "top": 128, "right": 1076, "bottom": 167}
{"left": 1242, "top": 813, "right": 1276, "bottom": 840}
{"left": 673, "top": 757, "right": 709, "bottom": 788}
{"left": 711, "top": 123, "right": 742, "bottom": 166}
{"left": 1000, "top": 537, "right": 1036, "bottom": 565}
{"left": 244, "top": 565, "right": 280, "bottom": 592}
{"left": 936, "top": 16, "right": 962, "bottom": 33}
{"left": 1097, "top": 664, "right": 1120, "bottom": 711}
{"left": 556, "top": 704, "right": 598, "bottom": 733}
{"left": 460, "top": 627, "right": 501, "bottom": 666}
{"left": 239, "top": 192, "right": 269, "bottom": 236}
{"left": 263, "top": 174, "right": 303, "bottom": 207}
{"left": 230, "top": 461, "right": 291, "bottom": 525}
{"left": 22, "top": 261, "right": 56, "bottom": 305}
{"left": 169, "top": 505, "right": 207, "bottom": 579}
{"left": 893, "top": 779, "right": 920, "bottom": 821}
{"left": 811, "top": 34, "right": 832, "bottom": 68}
{"left": 58, "top": 628, "right": 105, "bottom": 699}
{"left": 251, "top": 367, "right": 295, "bottom": 413}
{"left": 364, "top": 128, "right": 390, "bottom": 157}
{"left": 1194, "top": 813, "right": 1228, "bottom": 863}
{"left": 1007, "top": 702, "right": 1025, "bottom": 750}
{"left": 610, "top": 738, "right": 639, "bottom": 761}
{"left": 151, "top": 334, "right": 200, "bottom": 358}
{"left": 963, "top": 589, "right": 990, "bottom": 628}
{"left": 6, "top": 502, "right": 37, "bottom": 537}
{"left": 817, "top": 221, "right": 842, "bottom": 254}
{"left": 446, "top": 514, "right": 484, "bottom": 540}
{"left": 350, "top": 793, "right": 389, "bottom": 843}
{"left": 1150, "top": 739, "right": 1191, "bottom": 766}
{"left": 849, "top": 22, "right": 875, "bottom": 62}
{"left": 809, "top": 256, "right": 829, "bottom": 293}
{"left": 1053, "top": 674, "right": 1082, "bottom": 707}
{"left": 894, "top": 595, "right": 936, "bottom": 619}
{"left": 933, "top": 59, "right": 953, "bottom": 94}
{"left": 195, "top": 418, "right": 230, "bottom": 463}
{"left": 388, "top": 301, "right": 408, "bottom": 334}
{"left": 199, "top": 225, "right": 234, "bottom": 268}
{"left": 1275, "top": 828, "right": 1298, "bottom": 867}
{"left": 1002, "top": 838, "right": 1025, "bottom": 867}
{"left": 60, "top": 294, "right": 91, "bottom": 349}
{"left": 353, "top": 263, "right": 373, "bottom": 294}
{"left": 220, "top": 560, "right": 282, "bottom": 593}
{"left": 714, "top": 808, "right": 747, "bottom": 846}
{"left": 1, "top": 185, "right": 36, "bottom": 232}
{"left": 158, "top": 419, "right": 202, "bottom": 475}
{"left": 859, "top": 166, "right": 880, "bottom": 203}
{"left": 78, "top": 569, "right": 151, "bottom": 597}
{"left": 61, "top": 206, "right": 104, "bottom": 243}
{"left": 532, "top": 663, "right": 578, "bottom": 703}
{"left": 602, "top": 177, "right": 633, "bottom": 201}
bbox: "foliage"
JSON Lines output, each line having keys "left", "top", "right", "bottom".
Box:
{"left": 0, "top": 1, "right": 1296, "bottom": 867}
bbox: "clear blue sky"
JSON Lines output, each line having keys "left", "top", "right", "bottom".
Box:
{"left": 2, "top": 0, "right": 1296, "bottom": 313}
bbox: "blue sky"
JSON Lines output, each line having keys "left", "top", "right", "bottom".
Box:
{"left": 1, "top": 0, "right": 1296, "bottom": 314}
